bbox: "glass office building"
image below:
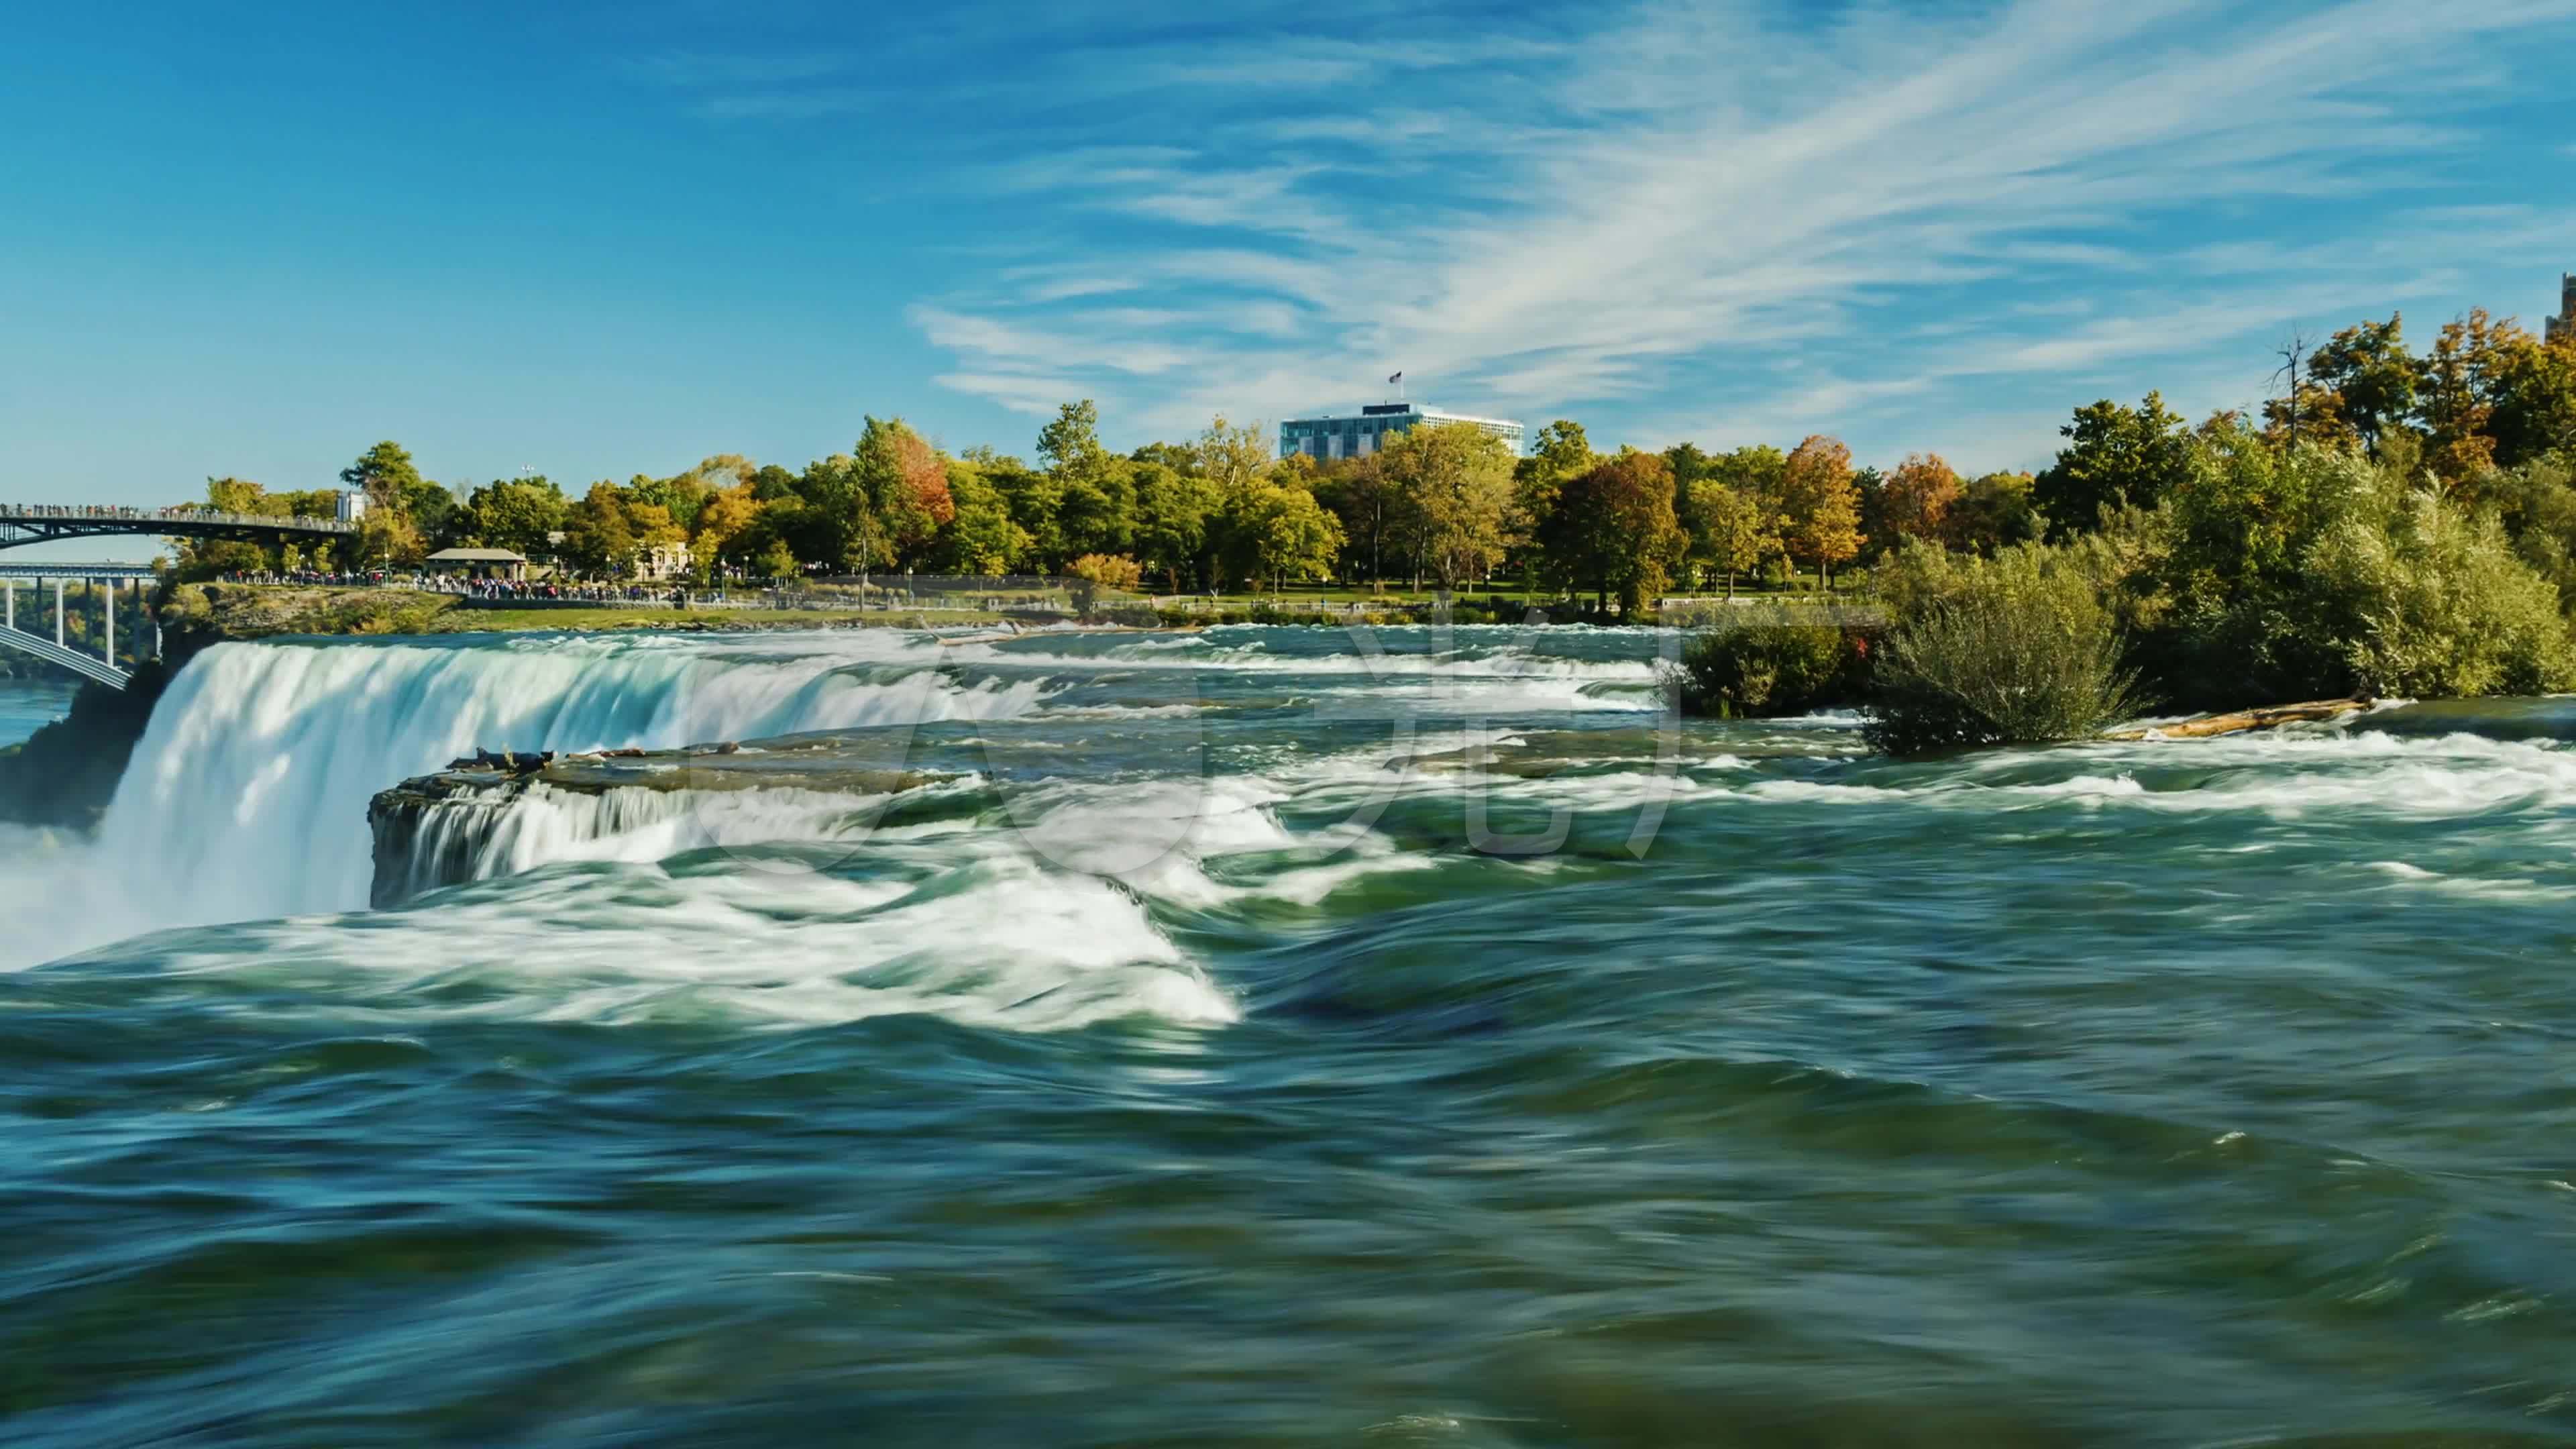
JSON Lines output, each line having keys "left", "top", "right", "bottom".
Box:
{"left": 1278, "top": 404, "right": 1525, "bottom": 462}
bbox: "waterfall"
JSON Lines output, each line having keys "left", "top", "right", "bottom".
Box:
{"left": 5, "top": 631, "right": 1039, "bottom": 965}
{"left": 368, "top": 779, "right": 927, "bottom": 906}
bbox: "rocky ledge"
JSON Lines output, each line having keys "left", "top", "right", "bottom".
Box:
{"left": 366, "top": 737, "right": 953, "bottom": 906}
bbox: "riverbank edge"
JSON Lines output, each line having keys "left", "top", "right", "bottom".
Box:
{"left": 0, "top": 584, "right": 1005, "bottom": 831}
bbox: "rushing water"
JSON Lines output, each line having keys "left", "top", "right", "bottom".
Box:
{"left": 6, "top": 625, "right": 2576, "bottom": 1446}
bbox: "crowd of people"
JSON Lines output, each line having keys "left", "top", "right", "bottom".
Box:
{"left": 455, "top": 578, "right": 697, "bottom": 605}
{"left": 207, "top": 568, "right": 1073, "bottom": 615}
{"left": 220, "top": 568, "right": 402, "bottom": 588}
{"left": 5, "top": 502, "right": 347, "bottom": 527}
{"left": 217, "top": 569, "right": 705, "bottom": 604}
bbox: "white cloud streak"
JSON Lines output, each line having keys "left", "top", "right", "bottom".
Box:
{"left": 871, "top": 0, "right": 2576, "bottom": 456}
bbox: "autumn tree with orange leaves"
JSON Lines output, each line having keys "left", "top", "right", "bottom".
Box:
{"left": 855, "top": 415, "right": 957, "bottom": 569}
{"left": 1880, "top": 453, "right": 1963, "bottom": 546}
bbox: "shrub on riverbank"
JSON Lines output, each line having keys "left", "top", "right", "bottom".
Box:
{"left": 2302, "top": 490, "right": 2575, "bottom": 698}
{"left": 1862, "top": 543, "right": 2143, "bottom": 753}
{"left": 1846, "top": 433, "right": 2575, "bottom": 751}
{"left": 2123, "top": 433, "right": 2576, "bottom": 706}
{"left": 1668, "top": 611, "right": 1873, "bottom": 717}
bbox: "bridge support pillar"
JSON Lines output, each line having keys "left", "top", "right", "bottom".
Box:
{"left": 3, "top": 579, "right": 10, "bottom": 631}
{"left": 103, "top": 580, "right": 114, "bottom": 669}
{"left": 54, "top": 578, "right": 64, "bottom": 648}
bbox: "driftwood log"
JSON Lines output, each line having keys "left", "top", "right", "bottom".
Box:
{"left": 2101, "top": 698, "right": 2372, "bottom": 741}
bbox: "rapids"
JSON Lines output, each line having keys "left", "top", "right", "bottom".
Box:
{"left": 5, "top": 625, "right": 2575, "bottom": 1446}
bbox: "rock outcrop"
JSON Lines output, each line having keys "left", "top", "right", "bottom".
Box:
{"left": 366, "top": 737, "right": 952, "bottom": 907}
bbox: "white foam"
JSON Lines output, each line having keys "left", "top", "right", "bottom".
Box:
{"left": 115, "top": 848, "right": 1236, "bottom": 1032}
{"left": 0, "top": 630, "right": 1039, "bottom": 968}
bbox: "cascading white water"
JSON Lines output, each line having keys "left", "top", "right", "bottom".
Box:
{"left": 3, "top": 631, "right": 1042, "bottom": 966}
{"left": 9, "top": 623, "right": 1679, "bottom": 973}
{"left": 376, "top": 780, "right": 924, "bottom": 905}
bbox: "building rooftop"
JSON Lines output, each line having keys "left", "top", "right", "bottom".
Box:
{"left": 1285, "top": 402, "right": 1525, "bottom": 429}
{"left": 426, "top": 547, "right": 528, "bottom": 563}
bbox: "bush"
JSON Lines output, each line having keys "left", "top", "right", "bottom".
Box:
{"left": 2487, "top": 455, "right": 2576, "bottom": 614}
{"left": 2130, "top": 434, "right": 2576, "bottom": 704}
{"left": 1862, "top": 543, "right": 2143, "bottom": 754}
{"left": 1669, "top": 609, "right": 1871, "bottom": 717}
{"left": 2302, "top": 490, "right": 2576, "bottom": 698}
{"left": 1066, "top": 553, "right": 1144, "bottom": 616}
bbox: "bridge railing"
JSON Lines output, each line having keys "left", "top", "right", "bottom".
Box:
{"left": 0, "top": 504, "right": 353, "bottom": 532}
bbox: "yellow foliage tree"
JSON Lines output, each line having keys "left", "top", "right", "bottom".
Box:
{"left": 1779, "top": 435, "right": 1864, "bottom": 590}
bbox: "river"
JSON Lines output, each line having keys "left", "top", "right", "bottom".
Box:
{"left": 4, "top": 625, "right": 2573, "bottom": 1446}
{"left": 0, "top": 676, "right": 78, "bottom": 748}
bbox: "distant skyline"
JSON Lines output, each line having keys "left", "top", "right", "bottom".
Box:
{"left": 5, "top": 0, "right": 2574, "bottom": 565}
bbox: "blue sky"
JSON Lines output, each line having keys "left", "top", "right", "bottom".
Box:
{"left": 5, "top": 0, "right": 2573, "bottom": 549}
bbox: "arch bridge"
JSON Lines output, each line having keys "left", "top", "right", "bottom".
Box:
{"left": 0, "top": 502, "right": 353, "bottom": 692}
{"left": 0, "top": 565, "right": 162, "bottom": 690}
{"left": 0, "top": 502, "right": 354, "bottom": 553}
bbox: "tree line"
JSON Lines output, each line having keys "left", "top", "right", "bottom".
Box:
{"left": 1674, "top": 295, "right": 2576, "bottom": 743}
{"left": 170, "top": 408, "right": 1986, "bottom": 614}
{"left": 175, "top": 297, "right": 2576, "bottom": 627}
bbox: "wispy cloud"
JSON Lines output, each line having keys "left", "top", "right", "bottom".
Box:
{"left": 680, "top": 0, "right": 2576, "bottom": 458}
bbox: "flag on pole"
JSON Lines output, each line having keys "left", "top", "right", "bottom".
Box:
{"left": 1388, "top": 372, "right": 1401, "bottom": 384}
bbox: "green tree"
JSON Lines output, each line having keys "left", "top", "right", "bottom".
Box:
{"left": 928, "top": 459, "right": 1031, "bottom": 576}
{"left": 1511, "top": 419, "right": 1595, "bottom": 557}
{"left": 1059, "top": 459, "right": 1137, "bottom": 561}
{"left": 790, "top": 453, "right": 879, "bottom": 573}
{"left": 1313, "top": 454, "right": 1409, "bottom": 586}
{"left": 853, "top": 417, "right": 956, "bottom": 569}
{"left": 169, "top": 477, "right": 274, "bottom": 576}
{"left": 688, "top": 483, "right": 767, "bottom": 582}
{"left": 336, "top": 445, "right": 458, "bottom": 557}
{"left": 354, "top": 502, "right": 425, "bottom": 569}
{"left": 340, "top": 441, "right": 423, "bottom": 515}
{"left": 2033, "top": 392, "right": 2192, "bottom": 535}
{"left": 1950, "top": 472, "right": 2042, "bottom": 554}
{"left": 1134, "top": 460, "right": 1223, "bottom": 592}
{"left": 981, "top": 452, "right": 1063, "bottom": 570}
{"left": 1381, "top": 421, "right": 1516, "bottom": 592}
{"left": 1039, "top": 399, "right": 1113, "bottom": 482}
{"left": 2281, "top": 315, "right": 2419, "bottom": 449}
{"left": 1686, "top": 482, "right": 1783, "bottom": 598}
{"left": 1538, "top": 449, "right": 1684, "bottom": 618}
{"left": 466, "top": 477, "right": 567, "bottom": 557}
{"left": 1129, "top": 439, "right": 1200, "bottom": 474}
{"left": 633, "top": 453, "right": 751, "bottom": 535}
{"left": 1219, "top": 482, "right": 1344, "bottom": 594}
{"left": 2487, "top": 323, "right": 2576, "bottom": 472}
{"left": 559, "top": 481, "right": 638, "bottom": 577}
{"left": 1195, "top": 415, "right": 1272, "bottom": 495}
{"left": 1528, "top": 419, "right": 1594, "bottom": 482}
{"left": 2420, "top": 311, "right": 2514, "bottom": 486}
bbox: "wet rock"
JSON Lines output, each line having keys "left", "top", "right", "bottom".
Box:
{"left": 367, "top": 734, "right": 955, "bottom": 908}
